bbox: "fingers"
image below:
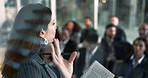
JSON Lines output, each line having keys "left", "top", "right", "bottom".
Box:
{"left": 68, "top": 51, "right": 77, "bottom": 63}
{"left": 53, "top": 38, "right": 61, "bottom": 57}
{"left": 50, "top": 43, "right": 58, "bottom": 64}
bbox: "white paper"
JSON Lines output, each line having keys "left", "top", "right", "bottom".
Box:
{"left": 81, "top": 60, "right": 115, "bottom": 78}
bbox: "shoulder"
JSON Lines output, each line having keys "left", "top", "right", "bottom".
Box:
{"left": 116, "top": 27, "right": 125, "bottom": 32}
{"left": 15, "top": 57, "right": 42, "bottom": 78}
{"left": 21, "top": 57, "right": 40, "bottom": 69}
{"left": 81, "top": 29, "right": 87, "bottom": 32}
{"left": 68, "top": 39, "right": 77, "bottom": 45}
{"left": 142, "top": 57, "right": 148, "bottom": 66}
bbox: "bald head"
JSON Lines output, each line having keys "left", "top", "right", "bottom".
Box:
{"left": 139, "top": 24, "right": 148, "bottom": 38}
{"left": 110, "top": 16, "right": 119, "bottom": 26}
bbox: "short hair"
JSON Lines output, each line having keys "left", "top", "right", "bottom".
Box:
{"left": 105, "top": 24, "right": 116, "bottom": 30}
{"left": 85, "top": 16, "right": 92, "bottom": 21}
{"left": 85, "top": 29, "right": 99, "bottom": 44}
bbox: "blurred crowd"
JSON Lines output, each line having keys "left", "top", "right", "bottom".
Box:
{"left": 53, "top": 16, "right": 148, "bottom": 78}
{"left": 1, "top": 10, "right": 148, "bottom": 78}
{"left": 1, "top": 2, "right": 148, "bottom": 78}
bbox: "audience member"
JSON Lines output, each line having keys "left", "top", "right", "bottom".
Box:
{"left": 113, "top": 37, "right": 148, "bottom": 78}
{"left": 59, "top": 27, "right": 78, "bottom": 60}
{"left": 113, "top": 41, "right": 132, "bottom": 60}
{"left": 63, "top": 20, "right": 81, "bottom": 44}
{"left": 75, "top": 30, "right": 104, "bottom": 78}
{"left": 110, "top": 16, "right": 127, "bottom": 41}
{"left": 80, "top": 17, "right": 97, "bottom": 43}
{"left": 100, "top": 24, "right": 117, "bottom": 71}
{"left": 138, "top": 24, "right": 148, "bottom": 56}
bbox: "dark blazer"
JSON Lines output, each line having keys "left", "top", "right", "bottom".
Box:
{"left": 62, "top": 39, "right": 77, "bottom": 60}
{"left": 101, "top": 37, "right": 114, "bottom": 54}
{"left": 114, "top": 56, "right": 148, "bottom": 78}
{"left": 75, "top": 46, "right": 105, "bottom": 78}
{"left": 100, "top": 37, "right": 116, "bottom": 58}
{"left": 12, "top": 54, "right": 57, "bottom": 78}
{"left": 114, "top": 26, "right": 127, "bottom": 41}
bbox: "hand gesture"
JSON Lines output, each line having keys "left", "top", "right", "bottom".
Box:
{"left": 50, "top": 38, "right": 77, "bottom": 78}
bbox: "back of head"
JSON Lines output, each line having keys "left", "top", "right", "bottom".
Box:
{"left": 85, "top": 29, "right": 99, "bottom": 44}
{"left": 2, "top": 4, "right": 52, "bottom": 77}
{"left": 105, "top": 24, "right": 116, "bottom": 30}
{"left": 114, "top": 41, "right": 132, "bottom": 60}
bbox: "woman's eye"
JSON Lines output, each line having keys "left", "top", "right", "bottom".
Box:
{"left": 52, "top": 23, "right": 55, "bottom": 25}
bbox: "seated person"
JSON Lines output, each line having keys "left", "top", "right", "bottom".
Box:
{"left": 114, "top": 37, "right": 148, "bottom": 78}
{"left": 59, "top": 27, "right": 78, "bottom": 60}
{"left": 100, "top": 24, "right": 117, "bottom": 71}
{"left": 75, "top": 30, "right": 105, "bottom": 78}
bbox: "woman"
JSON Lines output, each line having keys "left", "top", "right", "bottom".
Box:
{"left": 1, "top": 4, "right": 77, "bottom": 78}
{"left": 63, "top": 21, "right": 81, "bottom": 44}
{"left": 114, "top": 37, "right": 148, "bottom": 78}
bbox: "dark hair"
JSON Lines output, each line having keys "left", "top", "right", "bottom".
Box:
{"left": 105, "top": 24, "right": 116, "bottom": 30}
{"left": 133, "top": 37, "right": 146, "bottom": 45}
{"left": 85, "top": 29, "right": 99, "bottom": 44}
{"left": 63, "top": 20, "right": 81, "bottom": 33}
{"left": 113, "top": 41, "right": 132, "bottom": 60}
{"left": 104, "top": 24, "right": 116, "bottom": 37}
{"left": 85, "top": 16, "right": 92, "bottom": 22}
{"left": 2, "top": 4, "right": 52, "bottom": 77}
{"left": 124, "top": 37, "right": 147, "bottom": 62}
{"left": 133, "top": 37, "right": 147, "bottom": 48}
{"left": 131, "top": 37, "right": 147, "bottom": 55}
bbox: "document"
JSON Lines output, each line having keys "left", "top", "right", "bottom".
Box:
{"left": 81, "top": 60, "right": 115, "bottom": 78}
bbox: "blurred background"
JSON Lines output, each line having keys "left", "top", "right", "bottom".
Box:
{"left": 0, "top": 0, "right": 148, "bottom": 76}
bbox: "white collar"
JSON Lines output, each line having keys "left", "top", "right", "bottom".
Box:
{"left": 130, "top": 54, "right": 145, "bottom": 65}
{"left": 61, "top": 38, "right": 70, "bottom": 45}
{"left": 90, "top": 46, "right": 99, "bottom": 55}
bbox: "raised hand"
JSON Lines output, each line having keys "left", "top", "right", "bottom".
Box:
{"left": 51, "top": 38, "right": 77, "bottom": 78}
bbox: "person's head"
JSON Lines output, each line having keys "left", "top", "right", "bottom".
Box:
{"left": 9, "top": 4, "right": 56, "bottom": 52}
{"left": 105, "top": 24, "right": 116, "bottom": 40}
{"left": 84, "top": 17, "right": 92, "bottom": 28}
{"left": 110, "top": 16, "right": 119, "bottom": 26}
{"left": 83, "top": 30, "right": 99, "bottom": 50}
{"left": 132, "top": 37, "right": 147, "bottom": 59}
{"left": 64, "top": 20, "right": 81, "bottom": 33}
{"left": 65, "top": 21, "right": 74, "bottom": 31}
{"left": 2, "top": 4, "right": 55, "bottom": 77}
{"left": 138, "top": 24, "right": 148, "bottom": 38}
{"left": 60, "top": 27, "right": 72, "bottom": 41}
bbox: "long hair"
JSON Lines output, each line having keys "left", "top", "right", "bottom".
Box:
{"left": 2, "top": 4, "right": 52, "bottom": 77}
{"left": 64, "top": 20, "right": 81, "bottom": 33}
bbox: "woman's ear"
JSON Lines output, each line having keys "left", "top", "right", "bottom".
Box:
{"left": 39, "top": 29, "right": 46, "bottom": 38}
